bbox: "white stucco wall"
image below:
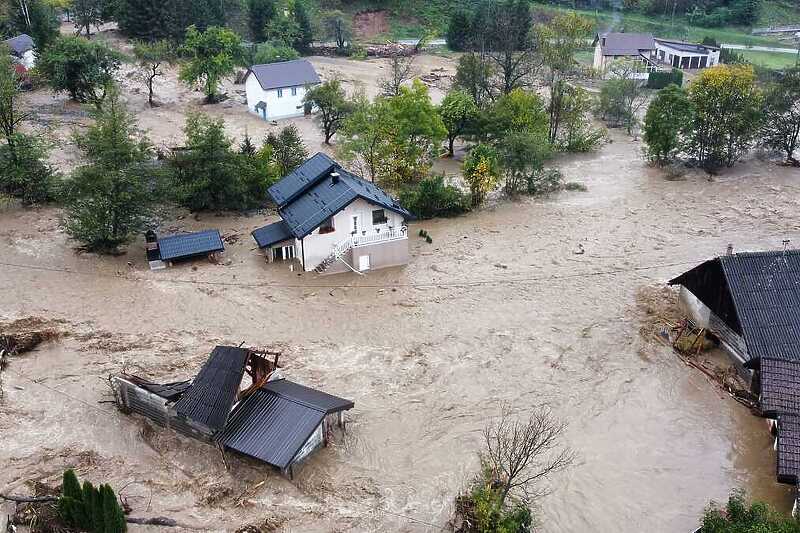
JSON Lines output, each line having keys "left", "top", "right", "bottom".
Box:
{"left": 245, "top": 73, "right": 315, "bottom": 120}
{"left": 655, "top": 42, "right": 720, "bottom": 69}
{"left": 20, "top": 50, "right": 35, "bottom": 69}
{"left": 593, "top": 43, "right": 604, "bottom": 71}
{"left": 300, "top": 197, "right": 406, "bottom": 271}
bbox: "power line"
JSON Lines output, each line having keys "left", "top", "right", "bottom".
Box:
{"left": 0, "top": 258, "right": 700, "bottom": 290}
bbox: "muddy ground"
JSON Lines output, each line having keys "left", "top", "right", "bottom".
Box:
{"left": 3, "top": 25, "right": 800, "bottom": 533}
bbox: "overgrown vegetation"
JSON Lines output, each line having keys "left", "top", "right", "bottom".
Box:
{"left": 701, "top": 490, "right": 800, "bottom": 532}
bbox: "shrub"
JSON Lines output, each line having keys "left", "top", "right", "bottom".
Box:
{"left": 564, "top": 181, "right": 587, "bottom": 191}
{"left": 253, "top": 42, "right": 300, "bottom": 65}
{"left": 0, "top": 134, "right": 56, "bottom": 205}
{"left": 701, "top": 490, "right": 800, "bottom": 532}
{"left": 647, "top": 69, "right": 684, "bottom": 90}
{"left": 526, "top": 168, "right": 564, "bottom": 195}
{"left": 399, "top": 175, "right": 471, "bottom": 220}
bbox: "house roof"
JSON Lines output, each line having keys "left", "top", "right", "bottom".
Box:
{"left": 753, "top": 358, "right": 800, "bottom": 418}
{"left": 670, "top": 250, "right": 800, "bottom": 363}
{"left": 217, "top": 379, "right": 353, "bottom": 469}
{"left": 3, "top": 34, "right": 34, "bottom": 55}
{"left": 252, "top": 220, "right": 293, "bottom": 249}
{"left": 595, "top": 32, "right": 655, "bottom": 56}
{"left": 778, "top": 415, "right": 800, "bottom": 484}
{"left": 157, "top": 230, "right": 224, "bottom": 261}
{"left": 268, "top": 153, "right": 412, "bottom": 239}
{"left": 655, "top": 38, "right": 719, "bottom": 53}
{"left": 247, "top": 59, "right": 321, "bottom": 91}
{"left": 173, "top": 346, "right": 250, "bottom": 433}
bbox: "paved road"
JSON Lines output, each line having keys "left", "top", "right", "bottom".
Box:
{"left": 721, "top": 43, "right": 799, "bottom": 54}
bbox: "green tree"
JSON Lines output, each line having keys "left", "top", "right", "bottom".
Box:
{"left": 247, "top": 0, "right": 277, "bottom": 42}
{"left": 538, "top": 12, "right": 593, "bottom": 145}
{"left": 597, "top": 61, "right": 648, "bottom": 135}
{"left": 11, "top": 0, "right": 59, "bottom": 50}
{"left": 62, "top": 89, "right": 157, "bottom": 252}
{"left": 478, "top": 0, "right": 538, "bottom": 96}
{"left": 557, "top": 85, "right": 605, "bottom": 152}
{"left": 760, "top": 67, "right": 800, "bottom": 166}
{"left": 338, "top": 92, "right": 392, "bottom": 181}
{"left": 439, "top": 89, "right": 479, "bottom": 157}
{"left": 702, "top": 490, "right": 800, "bottom": 532}
{"left": 101, "top": 484, "right": 127, "bottom": 533}
{"left": 38, "top": 36, "right": 122, "bottom": 108}
{"left": 398, "top": 174, "right": 471, "bottom": 219}
{"left": 132, "top": 39, "right": 176, "bottom": 106}
{"left": 303, "top": 79, "right": 353, "bottom": 144}
{"left": 115, "top": 0, "right": 199, "bottom": 41}
{"left": 499, "top": 131, "right": 552, "bottom": 195}
{"left": 264, "top": 124, "right": 307, "bottom": 176}
{"left": 643, "top": 84, "right": 693, "bottom": 165}
{"left": 463, "top": 143, "right": 500, "bottom": 205}
{"left": 265, "top": 13, "right": 300, "bottom": 47}
{"left": 445, "top": 9, "right": 472, "bottom": 52}
{"left": 0, "top": 52, "right": 28, "bottom": 145}
{"left": 0, "top": 134, "right": 55, "bottom": 205}
{"left": 171, "top": 113, "right": 269, "bottom": 211}
{"left": 72, "top": 0, "right": 107, "bottom": 37}
{"left": 685, "top": 64, "right": 762, "bottom": 171}
{"left": 321, "top": 10, "right": 351, "bottom": 51}
{"left": 252, "top": 41, "right": 299, "bottom": 64}
{"left": 453, "top": 52, "right": 493, "bottom": 107}
{"left": 179, "top": 25, "right": 243, "bottom": 103}
{"left": 57, "top": 469, "right": 84, "bottom": 527}
{"left": 485, "top": 88, "right": 549, "bottom": 143}
{"left": 293, "top": 1, "right": 313, "bottom": 53}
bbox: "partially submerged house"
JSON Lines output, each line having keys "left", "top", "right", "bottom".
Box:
{"left": 244, "top": 59, "right": 320, "bottom": 121}
{"left": 252, "top": 153, "right": 412, "bottom": 275}
{"left": 145, "top": 229, "right": 224, "bottom": 270}
{"left": 112, "top": 346, "right": 354, "bottom": 476}
{"left": 593, "top": 32, "right": 720, "bottom": 78}
{"left": 3, "top": 34, "right": 35, "bottom": 70}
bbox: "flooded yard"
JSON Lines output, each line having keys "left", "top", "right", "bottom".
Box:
{"left": 2, "top": 36, "right": 800, "bottom": 531}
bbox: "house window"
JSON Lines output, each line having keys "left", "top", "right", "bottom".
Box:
{"left": 291, "top": 86, "right": 297, "bottom": 96}
{"left": 319, "top": 217, "right": 335, "bottom": 234}
{"left": 277, "top": 88, "right": 283, "bottom": 98}
{"left": 372, "top": 209, "right": 388, "bottom": 225}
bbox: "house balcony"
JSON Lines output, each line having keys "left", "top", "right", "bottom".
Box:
{"left": 351, "top": 226, "right": 408, "bottom": 248}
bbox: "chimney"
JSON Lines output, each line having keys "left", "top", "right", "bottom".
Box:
{"left": 726, "top": 244, "right": 733, "bottom": 256}
{"left": 331, "top": 171, "right": 340, "bottom": 185}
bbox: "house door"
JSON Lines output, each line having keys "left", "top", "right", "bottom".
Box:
{"left": 358, "top": 255, "right": 371, "bottom": 271}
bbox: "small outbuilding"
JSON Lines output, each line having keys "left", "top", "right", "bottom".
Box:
{"left": 146, "top": 229, "right": 225, "bottom": 269}
{"left": 654, "top": 38, "right": 720, "bottom": 70}
{"left": 244, "top": 59, "right": 320, "bottom": 121}
{"left": 3, "top": 34, "right": 35, "bottom": 69}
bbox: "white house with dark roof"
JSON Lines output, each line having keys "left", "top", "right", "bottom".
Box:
{"left": 3, "top": 34, "right": 35, "bottom": 69}
{"left": 654, "top": 38, "right": 720, "bottom": 70}
{"left": 252, "top": 153, "right": 412, "bottom": 275}
{"left": 244, "top": 59, "right": 321, "bottom": 121}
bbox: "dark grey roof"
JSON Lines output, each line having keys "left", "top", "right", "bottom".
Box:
{"left": 655, "top": 38, "right": 719, "bottom": 53}
{"left": 252, "top": 220, "right": 293, "bottom": 249}
{"left": 3, "top": 34, "right": 34, "bottom": 55}
{"left": 756, "top": 358, "right": 800, "bottom": 418}
{"left": 670, "top": 250, "right": 800, "bottom": 363}
{"left": 596, "top": 32, "right": 655, "bottom": 56}
{"left": 778, "top": 415, "right": 800, "bottom": 484}
{"left": 173, "top": 346, "right": 250, "bottom": 433}
{"left": 247, "top": 59, "right": 320, "bottom": 91}
{"left": 218, "top": 379, "right": 353, "bottom": 470}
{"left": 268, "top": 152, "right": 337, "bottom": 207}
{"left": 157, "top": 230, "right": 224, "bottom": 261}
{"left": 277, "top": 165, "right": 412, "bottom": 239}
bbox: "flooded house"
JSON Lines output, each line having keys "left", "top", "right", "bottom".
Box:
{"left": 111, "top": 346, "right": 353, "bottom": 476}
{"left": 244, "top": 59, "right": 320, "bottom": 121}
{"left": 3, "top": 34, "right": 35, "bottom": 70}
{"left": 252, "top": 153, "right": 412, "bottom": 274}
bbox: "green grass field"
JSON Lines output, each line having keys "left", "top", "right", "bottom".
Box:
{"left": 739, "top": 50, "right": 800, "bottom": 69}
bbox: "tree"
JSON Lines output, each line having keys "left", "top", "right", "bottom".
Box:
{"left": 439, "top": 89, "right": 479, "bottom": 157}
{"left": 537, "top": 13, "right": 593, "bottom": 145}
{"left": 57, "top": 471, "right": 127, "bottom": 533}
{"left": 379, "top": 53, "right": 416, "bottom": 97}
{"left": 482, "top": 404, "right": 574, "bottom": 507}
{"left": 72, "top": 0, "right": 106, "bottom": 37}
{"left": 10, "top": 0, "right": 59, "bottom": 50}
{"left": 478, "top": 0, "right": 539, "bottom": 96}
{"left": 338, "top": 93, "right": 392, "bottom": 181}
{"left": 760, "top": 67, "right": 800, "bottom": 166}
{"left": 132, "top": 40, "right": 176, "bottom": 106}
{"left": 453, "top": 53, "right": 493, "bottom": 108}
{"left": 116, "top": 0, "right": 200, "bottom": 41}
{"left": 247, "top": 0, "right": 277, "bottom": 42}
{"left": 0, "top": 133, "right": 55, "bottom": 205}
{"left": 446, "top": 9, "right": 472, "bottom": 52}
{"left": 463, "top": 143, "right": 500, "bottom": 205}
{"left": 62, "top": 89, "right": 157, "bottom": 252}
{"left": 0, "top": 52, "right": 28, "bottom": 145}
{"left": 171, "top": 113, "right": 270, "bottom": 211}
{"left": 702, "top": 490, "right": 800, "bottom": 533}
{"left": 643, "top": 84, "right": 693, "bottom": 165}
{"left": 398, "top": 174, "right": 471, "bottom": 219}
{"left": 37, "top": 36, "right": 121, "bottom": 108}
{"left": 685, "top": 64, "right": 762, "bottom": 171}
{"left": 100, "top": 484, "right": 126, "bottom": 533}
{"left": 597, "top": 60, "right": 648, "bottom": 134}
{"left": 264, "top": 124, "right": 307, "bottom": 176}
{"left": 252, "top": 41, "right": 299, "bottom": 64}
{"left": 293, "top": 1, "right": 313, "bottom": 54}
{"left": 499, "top": 131, "right": 552, "bottom": 195}
{"left": 179, "top": 25, "right": 243, "bottom": 103}
{"left": 321, "top": 10, "right": 351, "bottom": 51}
{"left": 557, "top": 85, "right": 605, "bottom": 152}
{"left": 484, "top": 88, "right": 549, "bottom": 144}
{"left": 265, "top": 13, "right": 300, "bottom": 47}
{"left": 303, "top": 79, "right": 353, "bottom": 144}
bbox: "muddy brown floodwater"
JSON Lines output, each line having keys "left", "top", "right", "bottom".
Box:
{"left": 2, "top": 41, "right": 800, "bottom": 531}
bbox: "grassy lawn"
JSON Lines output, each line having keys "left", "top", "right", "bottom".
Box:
{"left": 739, "top": 50, "right": 800, "bottom": 69}
{"left": 757, "top": 0, "right": 800, "bottom": 27}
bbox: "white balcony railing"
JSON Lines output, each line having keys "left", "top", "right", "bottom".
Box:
{"left": 351, "top": 227, "right": 407, "bottom": 247}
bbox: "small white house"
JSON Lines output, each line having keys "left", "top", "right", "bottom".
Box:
{"left": 654, "top": 38, "right": 720, "bottom": 70}
{"left": 244, "top": 59, "right": 321, "bottom": 121}
{"left": 252, "top": 153, "right": 412, "bottom": 275}
{"left": 3, "top": 34, "right": 35, "bottom": 70}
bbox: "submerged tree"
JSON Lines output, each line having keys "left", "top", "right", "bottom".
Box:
{"left": 303, "top": 79, "right": 353, "bottom": 145}
{"left": 597, "top": 60, "right": 648, "bottom": 135}
{"left": 760, "top": 67, "right": 800, "bottom": 166}
{"left": 643, "top": 84, "right": 693, "bottom": 165}
{"left": 264, "top": 125, "right": 308, "bottom": 176}
{"left": 439, "top": 89, "right": 479, "bottom": 157}
{"left": 62, "top": 88, "right": 158, "bottom": 252}
{"left": 463, "top": 143, "right": 500, "bottom": 205}
{"left": 379, "top": 53, "right": 416, "bottom": 97}
{"left": 133, "top": 40, "right": 176, "bottom": 107}
{"left": 179, "top": 25, "right": 243, "bottom": 103}
{"left": 701, "top": 490, "right": 800, "bottom": 532}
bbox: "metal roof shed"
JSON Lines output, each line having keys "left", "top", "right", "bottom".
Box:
{"left": 157, "top": 230, "right": 224, "bottom": 262}
{"left": 218, "top": 379, "right": 353, "bottom": 472}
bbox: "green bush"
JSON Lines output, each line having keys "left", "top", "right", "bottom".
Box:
{"left": 398, "top": 174, "right": 471, "bottom": 220}
{"left": 526, "top": 168, "right": 564, "bottom": 195}
{"left": 0, "top": 134, "right": 56, "bottom": 205}
{"left": 701, "top": 490, "right": 800, "bottom": 532}
{"left": 58, "top": 470, "right": 127, "bottom": 533}
{"left": 458, "top": 465, "right": 533, "bottom": 533}
{"left": 647, "top": 69, "right": 684, "bottom": 90}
